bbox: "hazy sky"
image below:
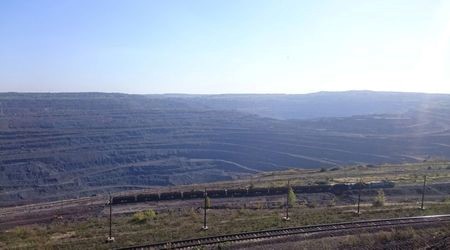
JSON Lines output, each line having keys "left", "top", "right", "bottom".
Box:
{"left": 1, "top": 0, "right": 450, "bottom": 94}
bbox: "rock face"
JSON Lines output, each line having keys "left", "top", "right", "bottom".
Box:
{"left": 1, "top": 92, "right": 450, "bottom": 204}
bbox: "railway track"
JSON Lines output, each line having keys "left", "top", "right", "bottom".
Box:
{"left": 118, "top": 214, "right": 450, "bottom": 250}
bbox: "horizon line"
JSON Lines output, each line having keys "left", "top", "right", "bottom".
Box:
{"left": 0, "top": 89, "right": 450, "bottom": 96}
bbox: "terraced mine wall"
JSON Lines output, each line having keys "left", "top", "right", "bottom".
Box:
{"left": 1, "top": 93, "right": 450, "bottom": 204}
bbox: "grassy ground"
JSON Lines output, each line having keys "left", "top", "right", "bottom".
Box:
{"left": 251, "top": 161, "right": 450, "bottom": 188}
{"left": 1, "top": 161, "right": 450, "bottom": 249}
{"left": 120, "top": 161, "right": 450, "bottom": 196}
{"left": 1, "top": 202, "right": 450, "bottom": 249}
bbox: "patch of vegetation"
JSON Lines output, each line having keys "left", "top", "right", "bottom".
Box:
{"left": 131, "top": 209, "right": 156, "bottom": 223}
{"left": 2, "top": 203, "right": 450, "bottom": 249}
{"left": 287, "top": 187, "right": 297, "bottom": 208}
{"left": 2, "top": 161, "right": 450, "bottom": 249}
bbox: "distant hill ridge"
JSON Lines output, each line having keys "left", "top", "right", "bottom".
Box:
{"left": 159, "top": 91, "right": 450, "bottom": 119}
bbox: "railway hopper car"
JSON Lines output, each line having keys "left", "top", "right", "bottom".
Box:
{"left": 228, "top": 188, "right": 249, "bottom": 197}
{"left": 247, "top": 187, "right": 270, "bottom": 196}
{"left": 112, "top": 195, "right": 136, "bottom": 204}
{"left": 207, "top": 189, "right": 227, "bottom": 198}
{"left": 182, "top": 190, "right": 205, "bottom": 199}
{"left": 268, "top": 186, "right": 287, "bottom": 195}
{"left": 136, "top": 193, "right": 160, "bottom": 202}
{"left": 160, "top": 191, "right": 182, "bottom": 200}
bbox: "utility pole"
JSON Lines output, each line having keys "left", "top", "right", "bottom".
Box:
{"left": 59, "top": 198, "right": 64, "bottom": 219}
{"left": 283, "top": 180, "right": 290, "bottom": 221}
{"left": 421, "top": 175, "right": 427, "bottom": 210}
{"left": 357, "top": 179, "right": 362, "bottom": 216}
{"left": 106, "top": 194, "right": 115, "bottom": 243}
{"left": 202, "top": 188, "right": 208, "bottom": 230}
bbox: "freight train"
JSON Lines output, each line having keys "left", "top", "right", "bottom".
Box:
{"left": 112, "top": 181, "right": 394, "bottom": 205}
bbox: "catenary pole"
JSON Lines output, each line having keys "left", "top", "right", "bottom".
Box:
{"left": 202, "top": 188, "right": 208, "bottom": 230}
{"left": 421, "top": 175, "right": 427, "bottom": 210}
{"left": 357, "top": 178, "right": 362, "bottom": 215}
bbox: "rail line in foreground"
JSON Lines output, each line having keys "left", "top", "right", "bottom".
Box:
{"left": 118, "top": 214, "right": 450, "bottom": 250}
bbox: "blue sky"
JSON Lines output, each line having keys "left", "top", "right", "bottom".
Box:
{"left": 1, "top": 0, "right": 449, "bottom": 94}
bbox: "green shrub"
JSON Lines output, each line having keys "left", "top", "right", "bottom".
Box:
{"left": 131, "top": 212, "right": 146, "bottom": 223}
{"left": 131, "top": 209, "right": 157, "bottom": 223}
{"left": 287, "top": 187, "right": 297, "bottom": 208}
{"left": 143, "top": 209, "right": 156, "bottom": 219}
